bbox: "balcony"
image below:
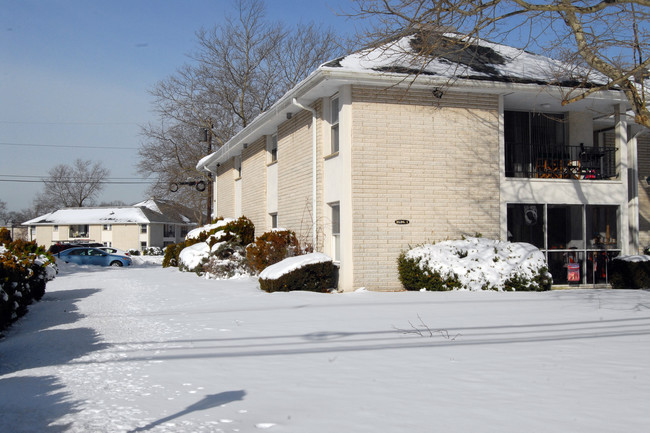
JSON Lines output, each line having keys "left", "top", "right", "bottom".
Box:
{"left": 505, "top": 144, "right": 617, "bottom": 180}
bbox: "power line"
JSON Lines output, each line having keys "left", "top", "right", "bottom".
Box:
{"left": 0, "top": 120, "right": 142, "bottom": 126}
{"left": 0, "top": 142, "right": 138, "bottom": 150}
{"left": 0, "top": 179, "right": 156, "bottom": 184}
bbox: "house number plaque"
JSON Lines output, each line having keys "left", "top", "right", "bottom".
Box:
{"left": 395, "top": 219, "right": 410, "bottom": 225}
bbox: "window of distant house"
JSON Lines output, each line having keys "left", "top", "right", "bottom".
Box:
{"left": 164, "top": 224, "right": 175, "bottom": 238}
{"left": 269, "top": 134, "right": 278, "bottom": 163}
{"left": 103, "top": 224, "right": 111, "bottom": 231}
{"left": 330, "top": 202, "right": 340, "bottom": 262}
{"left": 330, "top": 96, "right": 340, "bottom": 154}
{"left": 69, "top": 225, "right": 89, "bottom": 238}
{"left": 53, "top": 225, "right": 58, "bottom": 232}
{"left": 140, "top": 241, "right": 147, "bottom": 250}
{"left": 180, "top": 226, "right": 189, "bottom": 238}
{"left": 270, "top": 213, "right": 278, "bottom": 229}
{"left": 140, "top": 224, "right": 147, "bottom": 234}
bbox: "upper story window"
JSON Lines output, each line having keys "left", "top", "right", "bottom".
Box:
{"left": 103, "top": 224, "right": 111, "bottom": 231}
{"left": 504, "top": 111, "right": 616, "bottom": 180}
{"left": 235, "top": 156, "right": 242, "bottom": 179}
{"left": 140, "top": 224, "right": 147, "bottom": 234}
{"left": 163, "top": 224, "right": 175, "bottom": 238}
{"left": 330, "top": 96, "right": 339, "bottom": 154}
{"left": 269, "top": 134, "right": 278, "bottom": 163}
{"left": 53, "top": 225, "right": 58, "bottom": 232}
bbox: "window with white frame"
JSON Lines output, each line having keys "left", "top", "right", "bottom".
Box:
{"left": 330, "top": 202, "right": 340, "bottom": 262}
{"left": 140, "top": 224, "right": 147, "bottom": 234}
{"left": 53, "top": 225, "right": 58, "bottom": 232}
{"left": 270, "top": 213, "right": 278, "bottom": 229}
{"left": 330, "top": 96, "right": 339, "bottom": 154}
{"left": 103, "top": 224, "right": 111, "bottom": 231}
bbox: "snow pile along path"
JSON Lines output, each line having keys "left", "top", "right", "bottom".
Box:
{"left": 1, "top": 264, "right": 650, "bottom": 432}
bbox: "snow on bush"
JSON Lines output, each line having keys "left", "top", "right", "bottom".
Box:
{"left": 399, "top": 237, "right": 552, "bottom": 291}
{"left": 259, "top": 252, "right": 336, "bottom": 293}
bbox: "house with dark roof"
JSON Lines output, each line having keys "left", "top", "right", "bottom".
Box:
{"left": 197, "top": 32, "right": 650, "bottom": 291}
{"left": 23, "top": 199, "right": 198, "bottom": 251}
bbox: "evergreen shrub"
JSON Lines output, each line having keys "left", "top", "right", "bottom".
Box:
{"left": 609, "top": 258, "right": 650, "bottom": 289}
{"left": 0, "top": 240, "right": 55, "bottom": 332}
{"left": 397, "top": 252, "right": 461, "bottom": 291}
{"left": 259, "top": 260, "right": 336, "bottom": 293}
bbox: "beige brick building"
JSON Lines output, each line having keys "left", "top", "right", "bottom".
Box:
{"left": 198, "top": 34, "right": 648, "bottom": 291}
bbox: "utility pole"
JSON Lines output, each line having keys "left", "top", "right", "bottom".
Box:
{"left": 202, "top": 121, "right": 213, "bottom": 223}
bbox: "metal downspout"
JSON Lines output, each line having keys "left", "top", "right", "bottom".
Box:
{"left": 292, "top": 98, "right": 318, "bottom": 249}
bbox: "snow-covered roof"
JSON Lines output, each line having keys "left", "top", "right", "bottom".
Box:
{"left": 23, "top": 198, "right": 197, "bottom": 226}
{"left": 323, "top": 32, "right": 604, "bottom": 86}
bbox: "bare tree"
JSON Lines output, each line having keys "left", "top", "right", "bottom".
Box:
{"left": 347, "top": 0, "right": 650, "bottom": 128}
{"left": 34, "top": 159, "right": 110, "bottom": 212}
{"left": 138, "top": 0, "right": 343, "bottom": 221}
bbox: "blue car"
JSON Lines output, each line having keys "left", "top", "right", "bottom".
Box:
{"left": 56, "top": 247, "right": 132, "bottom": 267}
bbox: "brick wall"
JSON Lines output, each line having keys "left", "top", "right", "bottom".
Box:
{"left": 216, "top": 157, "right": 235, "bottom": 218}
{"left": 277, "top": 108, "right": 318, "bottom": 246}
{"left": 350, "top": 86, "right": 501, "bottom": 290}
{"left": 241, "top": 136, "right": 267, "bottom": 236}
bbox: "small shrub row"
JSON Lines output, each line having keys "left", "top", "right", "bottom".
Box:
{"left": 259, "top": 254, "right": 337, "bottom": 293}
{"left": 163, "top": 217, "right": 254, "bottom": 268}
{"left": 609, "top": 257, "right": 650, "bottom": 289}
{"left": 1, "top": 233, "right": 56, "bottom": 332}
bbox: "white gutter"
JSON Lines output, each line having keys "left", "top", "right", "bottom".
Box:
{"left": 291, "top": 97, "right": 318, "bottom": 249}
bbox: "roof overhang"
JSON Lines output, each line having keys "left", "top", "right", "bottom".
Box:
{"left": 196, "top": 68, "right": 634, "bottom": 172}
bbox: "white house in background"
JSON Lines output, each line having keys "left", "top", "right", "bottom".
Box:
{"left": 197, "top": 32, "right": 650, "bottom": 291}
{"left": 23, "top": 199, "right": 198, "bottom": 251}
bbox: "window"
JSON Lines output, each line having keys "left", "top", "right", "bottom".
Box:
{"left": 330, "top": 203, "right": 340, "bottom": 262}
{"left": 180, "top": 225, "right": 189, "bottom": 237}
{"left": 164, "top": 224, "right": 175, "bottom": 238}
{"left": 53, "top": 225, "right": 58, "bottom": 232}
{"left": 140, "top": 224, "right": 147, "bottom": 234}
{"left": 507, "top": 203, "right": 620, "bottom": 284}
{"left": 270, "top": 213, "right": 278, "bottom": 229}
{"left": 235, "top": 156, "right": 242, "bottom": 179}
{"left": 330, "top": 96, "right": 339, "bottom": 154}
{"left": 69, "top": 225, "right": 89, "bottom": 238}
{"left": 140, "top": 241, "right": 147, "bottom": 250}
{"left": 103, "top": 224, "right": 111, "bottom": 231}
{"left": 269, "top": 134, "right": 278, "bottom": 163}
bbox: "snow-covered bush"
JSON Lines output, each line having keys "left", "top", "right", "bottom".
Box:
{"left": 259, "top": 252, "right": 336, "bottom": 293}
{"left": 0, "top": 240, "right": 56, "bottom": 332}
{"left": 246, "top": 229, "right": 302, "bottom": 274}
{"left": 609, "top": 255, "right": 650, "bottom": 289}
{"left": 164, "top": 216, "right": 255, "bottom": 269}
{"left": 143, "top": 246, "right": 163, "bottom": 256}
{"left": 398, "top": 238, "right": 551, "bottom": 292}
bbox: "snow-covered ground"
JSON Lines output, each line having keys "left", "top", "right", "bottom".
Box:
{"left": 1, "top": 261, "right": 650, "bottom": 432}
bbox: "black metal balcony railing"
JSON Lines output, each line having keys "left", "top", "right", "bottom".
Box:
{"left": 505, "top": 144, "right": 617, "bottom": 179}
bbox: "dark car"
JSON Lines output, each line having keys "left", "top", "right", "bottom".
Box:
{"left": 56, "top": 247, "right": 132, "bottom": 267}
{"left": 48, "top": 242, "right": 104, "bottom": 255}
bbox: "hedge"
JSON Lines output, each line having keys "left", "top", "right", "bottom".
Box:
{"left": 609, "top": 257, "right": 650, "bottom": 289}
{"left": 259, "top": 254, "right": 337, "bottom": 293}
{"left": 0, "top": 238, "right": 56, "bottom": 332}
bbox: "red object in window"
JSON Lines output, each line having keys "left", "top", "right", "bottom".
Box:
{"left": 567, "top": 263, "right": 580, "bottom": 282}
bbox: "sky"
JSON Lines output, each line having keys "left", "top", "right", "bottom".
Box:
{"left": 0, "top": 0, "right": 355, "bottom": 215}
